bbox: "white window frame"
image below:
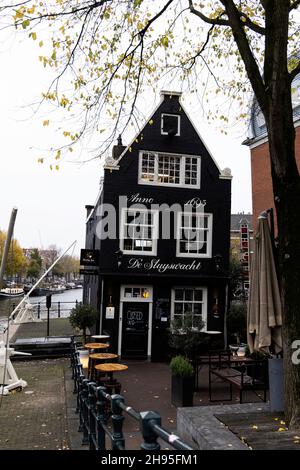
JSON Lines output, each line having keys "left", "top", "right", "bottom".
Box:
{"left": 161, "top": 113, "right": 181, "bottom": 136}
{"left": 138, "top": 150, "right": 201, "bottom": 188}
{"left": 120, "top": 207, "right": 159, "bottom": 256}
{"left": 171, "top": 286, "right": 207, "bottom": 331}
{"left": 120, "top": 285, "right": 153, "bottom": 302}
{"left": 176, "top": 212, "right": 213, "bottom": 258}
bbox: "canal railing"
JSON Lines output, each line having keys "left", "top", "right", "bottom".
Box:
{"left": 9, "top": 300, "right": 79, "bottom": 320}
{"left": 71, "top": 341, "right": 193, "bottom": 451}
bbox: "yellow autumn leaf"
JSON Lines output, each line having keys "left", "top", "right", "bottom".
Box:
{"left": 251, "top": 425, "right": 258, "bottom": 430}
{"left": 39, "top": 41, "right": 43, "bottom": 47}
{"left": 278, "top": 427, "right": 287, "bottom": 432}
{"left": 43, "top": 120, "right": 49, "bottom": 126}
{"left": 30, "top": 32, "right": 37, "bottom": 40}
{"left": 149, "top": 119, "right": 154, "bottom": 125}
{"left": 55, "top": 165, "right": 59, "bottom": 171}
{"left": 50, "top": 165, "right": 53, "bottom": 171}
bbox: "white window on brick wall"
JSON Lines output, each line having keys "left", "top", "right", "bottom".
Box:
{"left": 139, "top": 151, "right": 201, "bottom": 188}
{"left": 171, "top": 287, "right": 207, "bottom": 330}
{"left": 120, "top": 208, "right": 158, "bottom": 256}
{"left": 176, "top": 212, "right": 212, "bottom": 258}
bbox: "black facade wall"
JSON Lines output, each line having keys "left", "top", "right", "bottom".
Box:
{"left": 99, "top": 95, "right": 231, "bottom": 276}
{"left": 100, "top": 275, "right": 227, "bottom": 361}
{"left": 82, "top": 94, "right": 232, "bottom": 355}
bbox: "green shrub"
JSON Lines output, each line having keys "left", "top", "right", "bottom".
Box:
{"left": 69, "top": 303, "right": 98, "bottom": 342}
{"left": 170, "top": 355, "right": 194, "bottom": 377}
{"left": 168, "top": 313, "right": 208, "bottom": 358}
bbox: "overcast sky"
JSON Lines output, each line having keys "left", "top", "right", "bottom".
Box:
{"left": 0, "top": 32, "right": 252, "bottom": 257}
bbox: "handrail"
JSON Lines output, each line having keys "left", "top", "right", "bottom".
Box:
{"left": 70, "top": 339, "right": 193, "bottom": 451}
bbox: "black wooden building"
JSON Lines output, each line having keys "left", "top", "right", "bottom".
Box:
{"left": 82, "top": 91, "right": 232, "bottom": 361}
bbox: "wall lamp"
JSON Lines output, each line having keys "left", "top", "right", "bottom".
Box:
{"left": 214, "top": 254, "right": 223, "bottom": 271}
{"left": 115, "top": 249, "right": 123, "bottom": 268}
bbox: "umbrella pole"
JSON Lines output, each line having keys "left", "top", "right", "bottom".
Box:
{"left": 224, "top": 283, "right": 229, "bottom": 349}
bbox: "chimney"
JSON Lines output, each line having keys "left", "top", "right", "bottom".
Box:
{"left": 112, "top": 135, "right": 126, "bottom": 160}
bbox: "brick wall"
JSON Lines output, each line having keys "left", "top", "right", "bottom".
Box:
{"left": 251, "top": 124, "right": 300, "bottom": 231}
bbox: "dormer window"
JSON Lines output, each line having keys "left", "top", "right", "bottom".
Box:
{"left": 161, "top": 113, "right": 180, "bottom": 136}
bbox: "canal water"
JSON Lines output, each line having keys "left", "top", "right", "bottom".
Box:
{"left": 0, "top": 288, "right": 83, "bottom": 320}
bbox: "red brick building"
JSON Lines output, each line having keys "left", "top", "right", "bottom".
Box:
{"left": 244, "top": 75, "right": 300, "bottom": 227}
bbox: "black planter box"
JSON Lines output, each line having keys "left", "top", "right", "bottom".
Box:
{"left": 171, "top": 375, "right": 194, "bottom": 407}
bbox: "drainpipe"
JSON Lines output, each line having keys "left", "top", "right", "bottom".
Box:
{"left": 0, "top": 207, "right": 18, "bottom": 289}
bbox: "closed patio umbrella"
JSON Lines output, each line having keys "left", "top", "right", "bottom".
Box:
{"left": 247, "top": 211, "right": 282, "bottom": 354}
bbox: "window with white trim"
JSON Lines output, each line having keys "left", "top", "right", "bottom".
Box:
{"left": 120, "top": 208, "right": 158, "bottom": 255}
{"left": 171, "top": 287, "right": 207, "bottom": 330}
{"left": 161, "top": 113, "right": 180, "bottom": 136}
{"left": 176, "top": 212, "right": 212, "bottom": 258}
{"left": 139, "top": 151, "right": 200, "bottom": 188}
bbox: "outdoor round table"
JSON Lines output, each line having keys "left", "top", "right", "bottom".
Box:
{"left": 91, "top": 335, "right": 110, "bottom": 341}
{"left": 89, "top": 353, "right": 118, "bottom": 360}
{"left": 89, "top": 353, "right": 118, "bottom": 380}
{"left": 94, "top": 363, "right": 128, "bottom": 381}
{"left": 84, "top": 343, "right": 110, "bottom": 378}
{"left": 84, "top": 342, "right": 109, "bottom": 350}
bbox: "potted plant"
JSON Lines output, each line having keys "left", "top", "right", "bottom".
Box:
{"left": 69, "top": 303, "right": 98, "bottom": 344}
{"left": 170, "top": 355, "right": 194, "bottom": 407}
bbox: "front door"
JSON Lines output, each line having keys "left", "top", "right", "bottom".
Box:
{"left": 121, "top": 302, "right": 149, "bottom": 358}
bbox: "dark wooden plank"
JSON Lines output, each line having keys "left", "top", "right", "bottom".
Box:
{"left": 215, "top": 412, "right": 300, "bottom": 450}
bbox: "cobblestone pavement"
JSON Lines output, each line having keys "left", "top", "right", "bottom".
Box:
{"left": 0, "top": 358, "right": 267, "bottom": 451}
{"left": 0, "top": 359, "right": 69, "bottom": 450}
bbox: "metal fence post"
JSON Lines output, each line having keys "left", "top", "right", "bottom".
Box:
{"left": 37, "top": 302, "right": 40, "bottom": 319}
{"left": 111, "top": 394, "right": 125, "bottom": 450}
{"left": 58, "top": 301, "right": 61, "bottom": 318}
{"left": 88, "top": 382, "right": 97, "bottom": 450}
{"left": 96, "top": 386, "right": 108, "bottom": 450}
{"left": 140, "top": 411, "right": 161, "bottom": 451}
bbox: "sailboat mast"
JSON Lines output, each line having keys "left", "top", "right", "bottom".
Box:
{"left": 0, "top": 207, "right": 18, "bottom": 289}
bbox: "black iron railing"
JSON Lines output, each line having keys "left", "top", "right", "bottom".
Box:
{"left": 10, "top": 300, "right": 79, "bottom": 319}
{"left": 70, "top": 341, "right": 193, "bottom": 451}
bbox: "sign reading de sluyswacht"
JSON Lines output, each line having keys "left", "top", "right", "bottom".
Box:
{"left": 127, "top": 258, "right": 202, "bottom": 273}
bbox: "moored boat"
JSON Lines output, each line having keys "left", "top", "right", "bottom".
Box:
{"left": 0, "top": 287, "right": 24, "bottom": 299}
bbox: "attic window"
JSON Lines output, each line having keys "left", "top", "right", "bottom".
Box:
{"left": 161, "top": 113, "right": 180, "bottom": 136}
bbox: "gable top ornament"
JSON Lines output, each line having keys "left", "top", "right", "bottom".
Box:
{"left": 220, "top": 167, "right": 232, "bottom": 179}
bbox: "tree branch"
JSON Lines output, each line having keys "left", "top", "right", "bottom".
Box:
{"left": 239, "top": 12, "right": 265, "bottom": 35}
{"left": 13, "top": 0, "right": 109, "bottom": 26}
{"left": 289, "top": 0, "right": 300, "bottom": 11}
{"left": 290, "top": 61, "right": 300, "bottom": 81}
{"left": 220, "top": 0, "right": 267, "bottom": 112}
{"left": 188, "top": 0, "right": 229, "bottom": 26}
